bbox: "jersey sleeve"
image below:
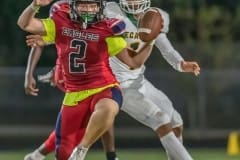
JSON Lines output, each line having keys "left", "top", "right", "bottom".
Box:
{"left": 105, "top": 36, "right": 127, "bottom": 57}
{"left": 41, "top": 18, "right": 56, "bottom": 43}
{"left": 153, "top": 8, "right": 184, "bottom": 71}
{"left": 155, "top": 33, "right": 184, "bottom": 72}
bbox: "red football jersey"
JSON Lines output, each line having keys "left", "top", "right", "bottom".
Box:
{"left": 54, "top": 58, "right": 65, "bottom": 92}
{"left": 50, "top": 2, "right": 126, "bottom": 92}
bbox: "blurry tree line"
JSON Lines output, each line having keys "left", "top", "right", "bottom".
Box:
{"left": 1, "top": 0, "right": 240, "bottom": 68}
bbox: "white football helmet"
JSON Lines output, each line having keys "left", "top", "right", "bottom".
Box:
{"left": 119, "top": 0, "right": 151, "bottom": 14}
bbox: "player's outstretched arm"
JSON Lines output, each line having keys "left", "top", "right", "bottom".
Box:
{"left": 155, "top": 33, "right": 201, "bottom": 76}
{"left": 155, "top": 33, "right": 185, "bottom": 71}
{"left": 25, "top": 47, "right": 44, "bottom": 96}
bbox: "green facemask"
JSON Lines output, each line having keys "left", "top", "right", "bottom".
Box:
{"left": 81, "top": 14, "right": 95, "bottom": 23}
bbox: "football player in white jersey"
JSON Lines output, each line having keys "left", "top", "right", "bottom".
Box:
{"left": 106, "top": 0, "right": 199, "bottom": 160}
{"left": 23, "top": 0, "right": 199, "bottom": 160}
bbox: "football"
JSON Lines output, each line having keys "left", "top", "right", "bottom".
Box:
{"left": 138, "top": 8, "right": 163, "bottom": 42}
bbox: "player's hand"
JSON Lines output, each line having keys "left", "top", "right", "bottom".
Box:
{"left": 26, "top": 35, "right": 46, "bottom": 47}
{"left": 24, "top": 74, "right": 39, "bottom": 96}
{"left": 32, "top": 0, "right": 53, "bottom": 7}
{"left": 181, "top": 61, "right": 200, "bottom": 76}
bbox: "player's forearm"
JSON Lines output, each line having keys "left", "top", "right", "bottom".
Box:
{"left": 25, "top": 47, "right": 44, "bottom": 76}
{"left": 155, "top": 33, "right": 184, "bottom": 71}
{"left": 130, "top": 44, "right": 153, "bottom": 67}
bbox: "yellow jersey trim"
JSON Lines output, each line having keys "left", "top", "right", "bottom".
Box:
{"left": 41, "top": 18, "right": 56, "bottom": 43}
{"left": 63, "top": 83, "right": 119, "bottom": 106}
{"left": 106, "top": 36, "right": 127, "bottom": 57}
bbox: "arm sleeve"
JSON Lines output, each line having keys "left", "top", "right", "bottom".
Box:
{"left": 41, "top": 18, "right": 56, "bottom": 43}
{"left": 105, "top": 36, "right": 127, "bottom": 57}
{"left": 155, "top": 33, "right": 184, "bottom": 72}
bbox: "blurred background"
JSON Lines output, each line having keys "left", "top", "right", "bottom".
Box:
{"left": 1, "top": 0, "right": 240, "bottom": 159}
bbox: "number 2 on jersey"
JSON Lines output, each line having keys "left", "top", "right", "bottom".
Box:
{"left": 69, "top": 39, "right": 87, "bottom": 73}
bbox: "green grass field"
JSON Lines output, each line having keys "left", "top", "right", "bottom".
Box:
{"left": 0, "top": 148, "right": 240, "bottom": 160}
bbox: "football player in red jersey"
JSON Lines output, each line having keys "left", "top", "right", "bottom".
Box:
{"left": 17, "top": 0, "right": 127, "bottom": 159}
{"left": 24, "top": 46, "right": 119, "bottom": 160}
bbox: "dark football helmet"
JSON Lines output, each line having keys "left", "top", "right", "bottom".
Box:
{"left": 69, "top": 0, "right": 106, "bottom": 27}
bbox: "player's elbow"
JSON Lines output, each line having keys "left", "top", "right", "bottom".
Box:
{"left": 17, "top": 19, "right": 27, "bottom": 31}
{"left": 17, "top": 18, "right": 31, "bottom": 31}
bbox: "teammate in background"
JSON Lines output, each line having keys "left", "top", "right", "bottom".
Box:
{"left": 24, "top": 47, "right": 119, "bottom": 160}
{"left": 106, "top": 0, "right": 199, "bottom": 160}
{"left": 22, "top": 0, "right": 200, "bottom": 160}
{"left": 17, "top": 0, "right": 129, "bottom": 159}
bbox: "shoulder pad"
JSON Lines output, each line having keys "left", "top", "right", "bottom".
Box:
{"left": 104, "top": 2, "right": 126, "bottom": 18}
{"left": 49, "top": 0, "right": 70, "bottom": 18}
{"left": 106, "top": 18, "right": 126, "bottom": 35}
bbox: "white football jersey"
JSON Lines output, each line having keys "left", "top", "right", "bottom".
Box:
{"left": 104, "top": 2, "right": 184, "bottom": 83}
{"left": 104, "top": 2, "right": 184, "bottom": 135}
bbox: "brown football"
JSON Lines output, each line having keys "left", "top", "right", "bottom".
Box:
{"left": 138, "top": 8, "right": 163, "bottom": 42}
